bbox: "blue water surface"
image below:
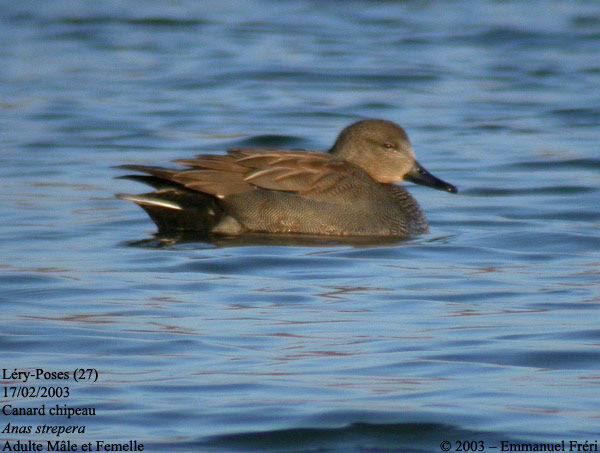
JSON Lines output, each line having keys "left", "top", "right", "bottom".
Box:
{"left": 1, "top": 1, "right": 599, "bottom": 452}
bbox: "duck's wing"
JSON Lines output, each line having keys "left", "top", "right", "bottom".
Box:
{"left": 118, "top": 156, "right": 252, "bottom": 198}
{"left": 174, "top": 148, "right": 371, "bottom": 202}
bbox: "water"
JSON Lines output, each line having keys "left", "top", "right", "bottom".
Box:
{"left": 1, "top": 1, "right": 599, "bottom": 451}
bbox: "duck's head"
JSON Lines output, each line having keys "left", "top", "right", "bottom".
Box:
{"left": 330, "top": 119, "right": 457, "bottom": 193}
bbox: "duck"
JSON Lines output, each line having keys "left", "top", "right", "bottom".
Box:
{"left": 117, "top": 119, "right": 456, "bottom": 237}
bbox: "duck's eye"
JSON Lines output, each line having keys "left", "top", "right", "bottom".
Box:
{"left": 383, "top": 142, "right": 394, "bottom": 149}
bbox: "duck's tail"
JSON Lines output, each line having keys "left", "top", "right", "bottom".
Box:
{"left": 116, "top": 171, "right": 224, "bottom": 235}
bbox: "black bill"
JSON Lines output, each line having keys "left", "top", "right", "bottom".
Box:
{"left": 405, "top": 161, "right": 457, "bottom": 193}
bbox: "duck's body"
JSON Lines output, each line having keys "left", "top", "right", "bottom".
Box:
{"left": 118, "top": 120, "right": 456, "bottom": 237}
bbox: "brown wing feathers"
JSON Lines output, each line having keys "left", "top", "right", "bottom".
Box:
{"left": 121, "top": 148, "right": 357, "bottom": 198}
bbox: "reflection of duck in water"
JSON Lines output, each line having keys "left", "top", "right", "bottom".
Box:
{"left": 118, "top": 119, "right": 456, "bottom": 237}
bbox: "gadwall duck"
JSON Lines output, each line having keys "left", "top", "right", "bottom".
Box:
{"left": 117, "top": 119, "right": 456, "bottom": 237}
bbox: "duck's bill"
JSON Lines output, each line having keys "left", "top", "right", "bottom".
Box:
{"left": 405, "top": 161, "right": 457, "bottom": 193}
